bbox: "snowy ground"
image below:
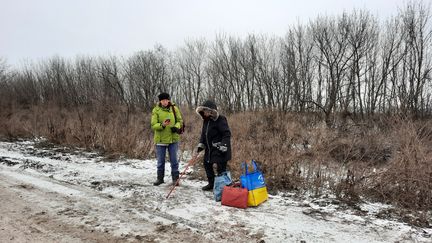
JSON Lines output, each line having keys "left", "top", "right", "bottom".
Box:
{"left": 0, "top": 139, "right": 431, "bottom": 242}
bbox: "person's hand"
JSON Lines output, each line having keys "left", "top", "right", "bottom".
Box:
{"left": 162, "top": 119, "right": 170, "bottom": 127}
{"left": 171, "top": 127, "right": 179, "bottom": 133}
{"left": 217, "top": 144, "right": 228, "bottom": 153}
{"left": 212, "top": 142, "right": 228, "bottom": 153}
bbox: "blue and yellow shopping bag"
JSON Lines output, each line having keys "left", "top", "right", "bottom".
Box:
{"left": 240, "top": 160, "right": 268, "bottom": 206}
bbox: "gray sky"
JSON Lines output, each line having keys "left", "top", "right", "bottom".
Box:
{"left": 1, "top": 0, "right": 410, "bottom": 66}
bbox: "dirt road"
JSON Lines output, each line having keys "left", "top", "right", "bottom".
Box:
{"left": 0, "top": 169, "right": 210, "bottom": 243}
{"left": 0, "top": 177, "right": 126, "bottom": 243}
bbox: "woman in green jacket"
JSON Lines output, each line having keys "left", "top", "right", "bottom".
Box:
{"left": 151, "top": 92, "right": 183, "bottom": 186}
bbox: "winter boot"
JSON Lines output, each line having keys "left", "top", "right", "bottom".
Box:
{"left": 171, "top": 171, "right": 180, "bottom": 186}
{"left": 201, "top": 178, "right": 214, "bottom": 191}
{"left": 153, "top": 171, "right": 164, "bottom": 186}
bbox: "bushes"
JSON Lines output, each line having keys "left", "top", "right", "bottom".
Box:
{"left": 366, "top": 120, "right": 432, "bottom": 210}
{"left": 0, "top": 104, "right": 154, "bottom": 158}
{"left": 0, "top": 105, "right": 431, "bottom": 210}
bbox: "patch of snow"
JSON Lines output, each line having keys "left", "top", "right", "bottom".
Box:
{"left": 0, "top": 139, "right": 431, "bottom": 243}
{"left": 0, "top": 169, "right": 83, "bottom": 196}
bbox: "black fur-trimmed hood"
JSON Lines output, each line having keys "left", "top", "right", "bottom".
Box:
{"left": 196, "top": 100, "right": 219, "bottom": 121}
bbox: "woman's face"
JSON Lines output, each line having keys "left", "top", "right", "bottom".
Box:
{"left": 160, "top": 99, "right": 170, "bottom": 107}
{"left": 203, "top": 110, "right": 212, "bottom": 118}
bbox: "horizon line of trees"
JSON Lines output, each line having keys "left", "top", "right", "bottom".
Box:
{"left": 1, "top": 2, "right": 431, "bottom": 124}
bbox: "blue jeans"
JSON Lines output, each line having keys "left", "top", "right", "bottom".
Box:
{"left": 156, "top": 142, "right": 179, "bottom": 175}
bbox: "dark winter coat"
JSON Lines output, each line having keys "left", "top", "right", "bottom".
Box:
{"left": 196, "top": 101, "right": 232, "bottom": 164}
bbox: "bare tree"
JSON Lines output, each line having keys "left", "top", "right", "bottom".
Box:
{"left": 283, "top": 24, "right": 315, "bottom": 112}
{"left": 2, "top": 2, "right": 432, "bottom": 119}
{"left": 0, "top": 58, "right": 13, "bottom": 107}
{"left": 123, "top": 46, "right": 172, "bottom": 110}
{"left": 311, "top": 14, "right": 352, "bottom": 126}
{"left": 344, "top": 10, "right": 378, "bottom": 118}
{"left": 209, "top": 35, "right": 246, "bottom": 111}
{"left": 74, "top": 56, "right": 99, "bottom": 106}
{"left": 176, "top": 39, "right": 208, "bottom": 108}
{"left": 398, "top": 2, "right": 432, "bottom": 117}
{"left": 372, "top": 16, "right": 405, "bottom": 114}
{"left": 254, "top": 36, "right": 283, "bottom": 110}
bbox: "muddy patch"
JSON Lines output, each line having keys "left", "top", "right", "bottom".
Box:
{"left": 13, "top": 184, "right": 35, "bottom": 190}
{"left": 0, "top": 157, "right": 19, "bottom": 166}
{"left": 19, "top": 159, "right": 55, "bottom": 173}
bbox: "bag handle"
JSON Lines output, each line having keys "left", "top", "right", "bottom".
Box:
{"left": 231, "top": 182, "right": 242, "bottom": 187}
{"left": 251, "top": 160, "right": 258, "bottom": 171}
{"left": 241, "top": 162, "right": 248, "bottom": 175}
{"left": 241, "top": 160, "right": 259, "bottom": 175}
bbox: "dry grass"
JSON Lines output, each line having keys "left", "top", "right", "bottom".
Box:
{"left": 366, "top": 119, "right": 432, "bottom": 210}
{"left": 0, "top": 105, "right": 154, "bottom": 158}
{"left": 1, "top": 105, "right": 431, "bottom": 212}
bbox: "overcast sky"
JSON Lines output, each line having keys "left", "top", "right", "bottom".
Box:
{"left": 0, "top": 0, "right": 412, "bottom": 66}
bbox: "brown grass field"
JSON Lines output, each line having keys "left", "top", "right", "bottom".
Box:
{"left": 1, "top": 105, "right": 431, "bottom": 216}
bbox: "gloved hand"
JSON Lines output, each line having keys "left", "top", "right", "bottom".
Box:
{"left": 217, "top": 144, "right": 228, "bottom": 153}
{"left": 212, "top": 142, "right": 228, "bottom": 153}
{"left": 171, "top": 127, "right": 179, "bottom": 133}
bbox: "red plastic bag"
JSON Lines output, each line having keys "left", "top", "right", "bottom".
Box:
{"left": 221, "top": 183, "right": 248, "bottom": 209}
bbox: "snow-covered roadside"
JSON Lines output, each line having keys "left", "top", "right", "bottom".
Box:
{"left": 0, "top": 139, "right": 431, "bottom": 242}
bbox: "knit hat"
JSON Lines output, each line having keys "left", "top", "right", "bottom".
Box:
{"left": 201, "top": 100, "right": 217, "bottom": 110}
{"left": 158, "top": 92, "right": 170, "bottom": 101}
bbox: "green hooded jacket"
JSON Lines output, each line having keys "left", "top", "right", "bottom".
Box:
{"left": 151, "top": 102, "right": 183, "bottom": 144}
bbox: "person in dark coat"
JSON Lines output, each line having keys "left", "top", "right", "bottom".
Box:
{"left": 195, "top": 100, "right": 232, "bottom": 191}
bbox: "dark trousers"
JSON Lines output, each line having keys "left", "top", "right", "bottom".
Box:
{"left": 203, "top": 160, "right": 227, "bottom": 184}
